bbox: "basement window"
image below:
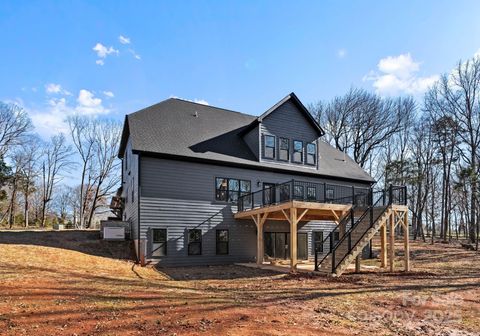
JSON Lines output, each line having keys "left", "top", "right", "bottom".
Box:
{"left": 264, "top": 135, "right": 275, "bottom": 159}
{"left": 293, "top": 140, "right": 303, "bottom": 163}
{"left": 152, "top": 229, "right": 167, "bottom": 256}
{"left": 313, "top": 231, "right": 323, "bottom": 253}
{"left": 216, "top": 230, "right": 229, "bottom": 255}
{"left": 188, "top": 229, "right": 202, "bottom": 255}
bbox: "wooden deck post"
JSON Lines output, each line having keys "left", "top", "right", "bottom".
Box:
{"left": 355, "top": 255, "right": 361, "bottom": 273}
{"left": 389, "top": 211, "right": 395, "bottom": 272}
{"left": 255, "top": 214, "right": 266, "bottom": 265}
{"left": 380, "top": 223, "right": 387, "bottom": 268}
{"left": 289, "top": 208, "right": 298, "bottom": 272}
{"left": 404, "top": 211, "right": 410, "bottom": 272}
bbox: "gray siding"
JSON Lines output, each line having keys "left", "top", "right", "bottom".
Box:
{"left": 260, "top": 100, "right": 319, "bottom": 169}
{"left": 139, "top": 157, "right": 370, "bottom": 266}
{"left": 121, "top": 139, "right": 139, "bottom": 247}
{"left": 243, "top": 124, "right": 260, "bottom": 160}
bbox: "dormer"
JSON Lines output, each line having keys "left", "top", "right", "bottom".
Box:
{"left": 242, "top": 93, "right": 324, "bottom": 169}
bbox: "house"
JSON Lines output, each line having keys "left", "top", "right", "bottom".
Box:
{"left": 115, "top": 93, "right": 409, "bottom": 275}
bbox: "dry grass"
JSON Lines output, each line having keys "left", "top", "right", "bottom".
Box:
{"left": 0, "top": 231, "right": 479, "bottom": 335}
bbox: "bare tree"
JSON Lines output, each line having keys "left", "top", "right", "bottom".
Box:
{"left": 68, "top": 116, "right": 96, "bottom": 229}
{"left": 430, "top": 58, "right": 480, "bottom": 245}
{"left": 311, "top": 89, "right": 411, "bottom": 170}
{"left": 0, "top": 103, "right": 32, "bottom": 157}
{"left": 17, "top": 137, "right": 41, "bottom": 227}
{"left": 85, "top": 120, "right": 122, "bottom": 228}
{"left": 40, "top": 134, "right": 74, "bottom": 227}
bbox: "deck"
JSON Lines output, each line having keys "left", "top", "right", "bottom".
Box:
{"left": 234, "top": 180, "right": 409, "bottom": 275}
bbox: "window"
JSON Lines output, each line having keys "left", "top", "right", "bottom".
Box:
{"left": 326, "top": 187, "right": 335, "bottom": 201}
{"left": 293, "top": 140, "right": 303, "bottom": 163}
{"left": 313, "top": 231, "right": 323, "bottom": 253}
{"left": 264, "top": 135, "right": 275, "bottom": 159}
{"left": 333, "top": 231, "right": 340, "bottom": 242}
{"left": 306, "top": 143, "right": 316, "bottom": 165}
{"left": 280, "top": 184, "right": 290, "bottom": 202}
{"left": 294, "top": 185, "right": 304, "bottom": 200}
{"left": 188, "top": 229, "right": 202, "bottom": 255}
{"left": 228, "top": 179, "right": 239, "bottom": 202}
{"left": 152, "top": 229, "right": 167, "bottom": 256}
{"left": 215, "top": 178, "right": 251, "bottom": 203}
{"left": 279, "top": 138, "right": 289, "bottom": 161}
{"left": 216, "top": 230, "right": 229, "bottom": 255}
{"left": 307, "top": 186, "right": 316, "bottom": 201}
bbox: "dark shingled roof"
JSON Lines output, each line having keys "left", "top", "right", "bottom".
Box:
{"left": 119, "top": 96, "right": 374, "bottom": 183}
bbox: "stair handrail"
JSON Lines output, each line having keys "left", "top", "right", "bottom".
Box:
{"left": 314, "top": 205, "right": 356, "bottom": 271}
{"left": 331, "top": 185, "right": 407, "bottom": 273}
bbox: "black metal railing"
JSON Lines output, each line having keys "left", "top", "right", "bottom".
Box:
{"left": 237, "top": 179, "right": 370, "bottom": 212}
{"left": 315, "top": 184, "right": 407, "bottom": 273}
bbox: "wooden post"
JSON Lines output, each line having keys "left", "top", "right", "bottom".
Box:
{"left": 290, "top": 208, "right": 298, "bottom": 272}
{"left": 404, "top": 211, "right": 410, "bottom": 272}
{"left": 389, "top": 211, "right": 395, "bottom": 272}
{"left": 380, "top": 223, "right": 387, "bottom": 268}
{"left": 256, "top": 214, "right": 264, "bottom": 265}
{"left": 355, "top": 255, "right": 361, "bottom": 273}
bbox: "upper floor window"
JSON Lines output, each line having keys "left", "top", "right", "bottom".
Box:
{"left": 264, "top": 135, "right": 275, "bottom": 159}
{"left": 279, "top": 138, "right": 289, "bottom": 161}
{"left": 306, "top": 143, "right": 316, "bottom": 165}
{"left": 293, "top": 140, "right": 304, "bottom": 163}
{"left": 215, "top": 177, "right": 251, "bottom": 203}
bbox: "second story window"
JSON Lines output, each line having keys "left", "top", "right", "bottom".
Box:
{"left": 279, "top": 138, "right": 289, "bottom": 161}
{"left": 293, "top": 140, "right": 303, "bottom": 163}
{"left": 264, "top": 135, "right": 275, "bottom": 159}
{"left": 306, "top": 143, "right": 316, "bottom": 165}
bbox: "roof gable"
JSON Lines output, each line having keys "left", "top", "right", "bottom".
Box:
{"left": 258, "top": 92, "right": 324, "bottom": 136}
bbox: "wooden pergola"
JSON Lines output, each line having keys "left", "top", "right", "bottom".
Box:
{"left": 234, "top": 200, "right": 351, "bottom": 271}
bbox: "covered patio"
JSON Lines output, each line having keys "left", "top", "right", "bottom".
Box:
{"left": 234, "top": 200, "right": 352, "bottom": 271}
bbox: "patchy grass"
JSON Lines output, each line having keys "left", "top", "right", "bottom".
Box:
{"left": 0, "top": 231, "right": 479, "bottom": 335}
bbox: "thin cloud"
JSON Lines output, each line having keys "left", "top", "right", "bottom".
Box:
{"left": 103, "top": 91, "right": 114, "bottom": 98}
{"left": 128, "top": 48, "right": 141, "bottom": 60}
{"left": 169, "top": 95, "right": 209, "bottom": 105}
{"left": 337, "top": 49, "right": 347, "bottom": 59}
{"left": 92, "top": 43, "right": 119, "bottom": 65}
{"left": 119, "top": 35, "right": 131, "bottom": 44}
{"left": 45, "top": 83, "right": 71, "bottom": 96}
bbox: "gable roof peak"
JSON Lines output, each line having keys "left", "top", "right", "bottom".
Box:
{"left": 257, "top": 92, "right": 325, "bottom": 136}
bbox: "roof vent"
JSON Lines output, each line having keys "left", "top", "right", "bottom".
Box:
{"left": 193, "top": 111, "right": 199, "bottom": 118}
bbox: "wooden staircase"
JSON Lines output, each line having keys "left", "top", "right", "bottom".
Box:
{"left": 316, "top": 205, "right": 393, "bottom": 276}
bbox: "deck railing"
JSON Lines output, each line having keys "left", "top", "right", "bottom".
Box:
{"left": 237, "top": 179, "right": 371, "bottom": 212}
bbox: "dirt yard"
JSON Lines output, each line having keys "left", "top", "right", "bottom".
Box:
{"left": 0, "top": 230, "right": 479, "bottom": 335}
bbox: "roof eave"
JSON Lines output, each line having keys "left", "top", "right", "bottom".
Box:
{"left": 132, "top": 149, "right": 375, "bottom": 184}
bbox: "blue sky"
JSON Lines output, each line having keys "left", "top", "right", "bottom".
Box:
{"left": 1, "top": 0, "right": 480, "bottom": 138}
